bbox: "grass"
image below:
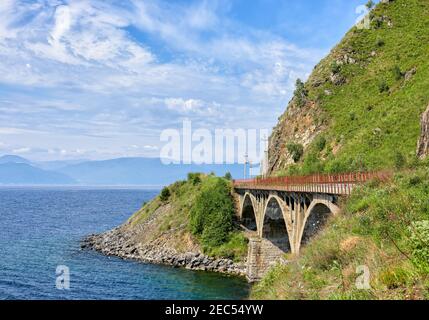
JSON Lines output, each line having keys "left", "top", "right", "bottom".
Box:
{"left": 251, "top": 166, "right": 429, "bottom": 300}
{"left": 275, "top": 0, "right": 429, "bottom": 175}
{"left": 127, "top": 173, "right": 248, "bottom": 262}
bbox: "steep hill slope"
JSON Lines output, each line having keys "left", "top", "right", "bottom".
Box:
{"left": 268, "top": 0, "right": 429, "bottom": 175}
{"left": 253, "top": 0, "right": 429, "bottom": 300}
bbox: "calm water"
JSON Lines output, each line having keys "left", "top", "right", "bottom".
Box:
{"left": 0, "top": 188, "right": 249, "bottom": 300}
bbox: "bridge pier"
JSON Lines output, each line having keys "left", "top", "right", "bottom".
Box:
{"left": 238, "top": 190, "right": 340, "bottom": 281}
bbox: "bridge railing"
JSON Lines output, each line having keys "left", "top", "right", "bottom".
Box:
{"left": 233, "top": 171, "right": 392, "bottom": 195}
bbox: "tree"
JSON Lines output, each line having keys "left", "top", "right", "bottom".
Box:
{"left": 160, "top": 187, "right": 171, "bottom": 202}
{"left": 293, "top": 79, "right": 308, "bottom": 108}
{"left": 189, "top": 178, "right": 234, "bottom": 248}
{"left": 366, "top": 0, "right": 375, "bottom": 10}
{"left": 224, "top": 172, "right": 232, "bottom": 180}
{"left": 287, "top": 143, "right": 304, "bottom": 163}
{"left": 187, "top": 172, "right": 202, "bottom": 185}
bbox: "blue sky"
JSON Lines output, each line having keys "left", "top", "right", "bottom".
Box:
{"left": 0, "top": 0, "right": 372, "bottom": 161}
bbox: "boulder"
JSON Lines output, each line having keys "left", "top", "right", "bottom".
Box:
{"left": 417, "top": 104, "right": 429, "bottom": 159}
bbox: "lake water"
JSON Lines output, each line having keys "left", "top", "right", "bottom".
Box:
{"left": 0, "top": 188, "right": 249, "bottom": 300}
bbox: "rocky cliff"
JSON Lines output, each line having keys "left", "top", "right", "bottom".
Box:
{"left": 268, "top": 0, "right": 429, "bottom": 175}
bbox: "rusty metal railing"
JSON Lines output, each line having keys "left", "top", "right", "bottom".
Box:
{"left": 233, "top": 171, "right": 392, "bottom": 195}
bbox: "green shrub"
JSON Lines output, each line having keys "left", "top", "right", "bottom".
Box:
{"left": 375, "top": 37, "right": 385, "bottom": 47}
{"left": 187, "top": 172, "right": 202, "bottom": 185}
{"left": 207, "top": 232, "right": 248, "bottom": 261}
{"left": 366, "top": 0, "right": 375, "bottom": 10}
{"left": 224, "top": 172, "right": 232, "bottom": 180}
{"left": 380, "top": 266, "right": 415, "bottom": 289}
{"left": 409, "top": 221, "right": 429, "bottom": 272}
{"left": 378, "top": 79, "right": 389, "bottom": 93}
{"left": 287, "top": 143, "right": 304, "bottom": 163}
{"left": 160, "top": 187, "right": 171, "bottom": 202}
{"left": 330, "top": 61, "right": 341, "bottom": 74}
{"left": 314, "top": 135, "right": 327, "bottom": 152}
{"left": 190, "top": 177, "right": 235, "bottom": 250}
{"left": 392, "top": 65, "right": 404, "bottom": 81}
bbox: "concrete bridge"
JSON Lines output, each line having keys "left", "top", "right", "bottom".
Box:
{"left": 233, "top": 171, "right": 390, "bottom": 281}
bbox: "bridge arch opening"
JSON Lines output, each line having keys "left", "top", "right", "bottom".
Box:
{"left": 242, "top": 195, "right": 257, "bottom": 231}
{"left": 301, "top": 203, "right": 332, "bottom": 245}
{"left": 262, "top": 198, "right": 291, "bottom": 253}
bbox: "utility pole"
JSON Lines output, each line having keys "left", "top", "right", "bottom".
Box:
{"left": 262, "top": 135, "right": 269, "bottom": 178}
{"left": 244, "top": 153, "right": 249, "bottom": 179}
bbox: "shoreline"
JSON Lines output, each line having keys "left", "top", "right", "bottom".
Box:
{"left": 81, "top": 228, "right": 248, "bottom": 278}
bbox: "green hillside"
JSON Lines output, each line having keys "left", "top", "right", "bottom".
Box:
{"left": 253, "top": 0, "right": 429, "bottom": 300}
{"left": 269, "top": 0, "right": 429, "bottom": 175}
{"left": 127, "top": 173, "right": 248, "bottom": 261}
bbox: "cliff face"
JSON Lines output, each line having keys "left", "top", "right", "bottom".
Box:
{"left": 417, "top": 104, "right": 429, "bottom": 159}
{"left": 268, "top": 100, "right": 325, "bottom": 174}
{"left": 268, "top": 0, "right": 429, "bottom": 175}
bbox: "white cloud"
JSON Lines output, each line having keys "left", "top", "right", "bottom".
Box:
{"left": 0, "top": 0, "right": 325, "bottom": 160}
{"left": 12, "top": 147, "right": 31, "bottom": 154}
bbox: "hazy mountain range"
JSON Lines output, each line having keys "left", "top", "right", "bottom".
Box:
{"left": 0, "top": 155, "right": 246, "bottom": 186}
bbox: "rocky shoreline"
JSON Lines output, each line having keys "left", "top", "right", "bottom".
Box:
{"left": 81, "top": 227, "right": 247, "bottom": 277}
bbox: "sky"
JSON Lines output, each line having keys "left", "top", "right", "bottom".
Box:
{"left": 0, "top": 0, "right": 373, "bottom": 161}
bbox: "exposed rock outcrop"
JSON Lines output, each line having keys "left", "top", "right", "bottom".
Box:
{"left": 417, "top": 104, "right": 429, "bottom": 159}
{"left": 268, "top": 100, "right": 326, "bottom": 174}
{"left": 82, "top": 227, "right": 246, "bottom": 276}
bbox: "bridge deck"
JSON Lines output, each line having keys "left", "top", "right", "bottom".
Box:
{"left": 233, "top": 171, "right": 391, "bottom": 196}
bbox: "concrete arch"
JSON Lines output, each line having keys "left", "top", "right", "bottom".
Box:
{"left": 261, "top": 195, "right": 293, "bottom": 238}
{"left": 260, "top": 195, "right": 293, "bottom": 253}
{"left": 240, "top": 192, "right": 258, "bottom": 231}
{"left": 298, "top": 198, "right": 340, "bottom": 249}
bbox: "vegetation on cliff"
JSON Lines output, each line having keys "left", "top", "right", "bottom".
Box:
{"left": 252, "top": 163, "right": 429, "bottom": 300}
{"left": 269, "top": 0, "right": 429, "bottom": 176}
{"left": 128, "top": 173, "right": 247, "bottom": 262}
{"left": 253, "top": 0, "right": 429, "bottom": 300}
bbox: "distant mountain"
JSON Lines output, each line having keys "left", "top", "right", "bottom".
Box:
{"left": 58, "top": 157, "right": 245, "bottom": 186}
{"left": 0, "top": 155, "right": 250, "bottom": 186}
{"left": 0, "top": 155, "right": 31, "bottom": 165}
{"left": 35, "top": 159, "right": 90, "bottom": 171}
{"left": 0, "top": 163, "right": 76, "bottom": 185}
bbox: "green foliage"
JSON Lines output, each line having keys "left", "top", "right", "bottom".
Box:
{"left": 159, "top": 187, "right": 171, "bottom": 202}
{"left": 224, "top": 172, "right": 232, "bottom": 180}
{"left": 394, "top": 151, "right": 406, "bottom": 169}
{"left": 207, "top": 232, "right": 248, "bottom": 262}
{"left": 378, "top": 79, "right": 389, "bottom": 93}
{"left": 314, "top": 135, "right": 327, "bottom": 152}
{"left": 409, "top": 220, "right": 429, "bottom": 272}
{"left": 392, "top": 65, "right": 404, "bottom": 81}
{"left": 253, "top": 168, "right": 429, "bottom": 300}
{"left": 293, "top": 78, "right": 308, "bottom": 108}
{"left": 366, "top": 0, "right": 375, "bottom": 10}
{"left": 187, "top": 172, "right": 202, "bottom": 185}
{"left": 190, "top": 177, "right": 235, "bottom": 249}
{"left": 375, "top": 36, "right": 385, "bottom": 47}
{"left": 330, "top": 61, "right": 341, "bottom": 74}
{"left": 273, "top": 0, "right": 429, "bottom": 175}
{"left": 287, "top": 143, "right": 304, "bottom": 163}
